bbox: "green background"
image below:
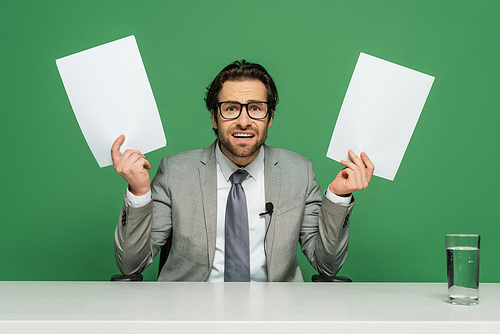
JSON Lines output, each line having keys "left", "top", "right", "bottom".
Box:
{"left": 1, "top": 0, "right": 498, "bottom": 282}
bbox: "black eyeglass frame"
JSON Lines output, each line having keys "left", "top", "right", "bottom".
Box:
{"left": 217, "top": 101, "right": 271, "bottom": 120}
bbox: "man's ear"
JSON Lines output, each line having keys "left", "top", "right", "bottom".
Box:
{"left": 211, "top": 110, "right": 218, "bottom": 130}
{"left": 267, "top": 110, "right": 274, "bottom": 128}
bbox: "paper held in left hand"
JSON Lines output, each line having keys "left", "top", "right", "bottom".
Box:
{"left": 56, "top": 35, "right": 166, "bottom": 167}
{"left": 327, "top": 53, "right": 434, "bottom": 181}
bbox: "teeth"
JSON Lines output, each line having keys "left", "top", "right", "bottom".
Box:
{"left": 234, "top": 133, "right": 253, "bottom": 138}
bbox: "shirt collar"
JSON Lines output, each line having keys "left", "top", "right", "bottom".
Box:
{"left": 215, "top": 140, "right": 265, "bottom": 182}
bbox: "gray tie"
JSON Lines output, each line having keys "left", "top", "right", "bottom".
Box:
{"left": 224, "top": 169, "right": 250, "bottom": 282}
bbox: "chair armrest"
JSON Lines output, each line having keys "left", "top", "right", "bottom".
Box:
{"left": 110, "top": 273, "right": 144, "bottom": 281}
{"left": 311, "top": 274, "right": 352, "bottom": 282}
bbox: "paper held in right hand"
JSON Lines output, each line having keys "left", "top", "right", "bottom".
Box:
{"left": 327, "top": 52, "right": 435, "bottom": 181}
{"left": 56, "top": 35, "right": 166, "bottom": 168}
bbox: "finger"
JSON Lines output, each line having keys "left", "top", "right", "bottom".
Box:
{"left": 348, "top": 150, "right": 366, "bottom": 169}
{"left": 121, "top": 150, "right": 146, "bottom": 169}
{"left": 114, "top": 150, "right": 142, "bottom": 174}
{"left": 143, "top": 158, "right": 152, "bottom": 170}
{"left": 348, "top": 150, "right": 367, "bottom": 186}
{"left": 111, "top": 135, "right": 125, "bottom": 164}
{"left": 125, "top": 159, "right": 152, "bottom": 183}
{"left": 340, "top": 158, "right": 363, "bottom": 189}
{"left": 360, "top": 152, "right": 375, "bottom": 183}
{"left": 339, "top": 159, "right": 361, "bottom": 174}
{"left": 339, "top": 166, "right": 356, "bottom": 182}
{"left": 128, "top": 157, "right": 150, "bottom": 172}
{"left": 333, "top": 167, "right": 357, "bottom": 195}
{"left": 121, "top": 149, "right": 145, "bottom": 160}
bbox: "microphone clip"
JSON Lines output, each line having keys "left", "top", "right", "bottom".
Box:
{"left": 259, "top": 202, "right": 274, "bottom": 217}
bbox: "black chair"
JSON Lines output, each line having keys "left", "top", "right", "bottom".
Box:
{"left": 311, "top": 274, "right": 352, "bottom": 282}
{"left": 111, "top": 235, "right": 350, "bottom": 282}
{"left": 110, "top": 272, "right": 144, "bottom": 281}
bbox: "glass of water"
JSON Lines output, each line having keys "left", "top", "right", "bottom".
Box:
{"left": 445, "top": 234, "right": 480, "bottom": 305}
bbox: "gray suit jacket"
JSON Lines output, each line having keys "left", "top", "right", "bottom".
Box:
{"left": 115, "top": 142, "right": 354, "bottom": 281}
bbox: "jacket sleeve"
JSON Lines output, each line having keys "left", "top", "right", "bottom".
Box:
{"left": 299, "top": 160, "right": 354, "bottom": 277}
{"left": 114, "top": 157, "right": 171, "bottom": 275}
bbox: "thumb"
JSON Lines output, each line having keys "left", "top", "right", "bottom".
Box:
{"left": 111, "top": 135, "right": 125, "bottom": 164}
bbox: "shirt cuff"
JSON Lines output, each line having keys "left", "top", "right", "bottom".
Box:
{"left": 125, "top": 188, "right": 152, "bottom": 208}
{"left": 324, "top": 188, "right": 352, "bottom": 206}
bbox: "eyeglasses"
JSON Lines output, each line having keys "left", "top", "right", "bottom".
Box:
{"left": 217, "top": 101, "right": 270, "bottom": 120}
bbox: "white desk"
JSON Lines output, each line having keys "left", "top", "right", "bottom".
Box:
{"left": 1, "top": 282, "right": 499, "bottom": 333}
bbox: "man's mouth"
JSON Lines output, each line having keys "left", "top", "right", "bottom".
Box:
{"left": 232, "top": 132, "right": 255, "bottom": 139}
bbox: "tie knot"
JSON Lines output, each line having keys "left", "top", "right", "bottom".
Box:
{"left": 230, "top": 169, "right": 248, "bottom": 185}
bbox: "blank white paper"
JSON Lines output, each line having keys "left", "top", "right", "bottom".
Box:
{"left": 56, "top": 35, "right": 166, "bottom": 167}
{"left": 327, "top": 53, "right": 434, "bottom": 181}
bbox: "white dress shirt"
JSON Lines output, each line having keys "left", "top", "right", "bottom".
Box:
{"left": 125, "top": 143, "right": 352, "bottom": 281}
{"left": 208, "top": 143, "right": 267, "bottom": 281}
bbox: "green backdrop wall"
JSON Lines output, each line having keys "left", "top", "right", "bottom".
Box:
{"left": 1, "top": 0, "right": 499, "bottom": 282}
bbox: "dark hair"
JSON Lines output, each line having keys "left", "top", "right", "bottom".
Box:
{"left": 205, "top": 59, "right": 279, "bottom": 117}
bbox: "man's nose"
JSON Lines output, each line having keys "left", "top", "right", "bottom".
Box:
{"left": 236, "top": 106, "right": 251, "bottom": 127}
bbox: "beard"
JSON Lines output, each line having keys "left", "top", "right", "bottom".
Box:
{"left": 218, "top": 126, "right": 268, "bottom": 162}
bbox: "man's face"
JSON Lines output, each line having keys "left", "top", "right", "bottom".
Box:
{"left": 211, "top": 80, "right": 273, "bottom": 167}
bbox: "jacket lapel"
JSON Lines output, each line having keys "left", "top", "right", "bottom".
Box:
{"left": 263, "top": 145, "right": 281, "bottom": 278}
{"left": 199, "top": 142, "right": 218, "bottom": 268}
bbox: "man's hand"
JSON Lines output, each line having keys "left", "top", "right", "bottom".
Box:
{"left": 111, "top": 135, "right": 152, "bottom": 196}
{"left": 329, "top": 150, "right": 374, "bottom": 197}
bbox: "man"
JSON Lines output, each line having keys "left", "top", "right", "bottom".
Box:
{"left": 113, "top": 60, "right": 374, "bottom": 282}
